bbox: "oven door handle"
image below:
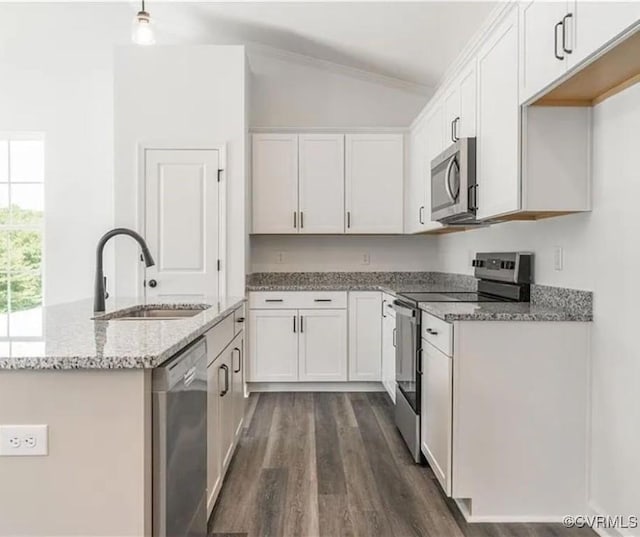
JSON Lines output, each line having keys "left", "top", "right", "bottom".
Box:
{"left": 392, "top": 301, "right": 416, "bottom": 318}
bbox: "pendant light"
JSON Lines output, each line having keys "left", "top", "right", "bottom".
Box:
{"left": 132, "top": 0, "right": 155, "bottom": 46}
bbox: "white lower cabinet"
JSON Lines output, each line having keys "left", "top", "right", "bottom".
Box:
{"left": 299, "top": 309, "right": 347, "bottom": 381}
{"left": 249, "top": 309, "right": 299, "bottom": 381}
{"left": 420, "top": 339, "right": 453, "bottom": 496}
{"left": 249, "top": 296, "right": 348, "bottom": 382}
{"left": 206, "top": 307, "right": 246, "bottom": 516}
{"left": 381, "top": 294, "right": 397, "bottom": 401}
{"left": 348, "top": 292, "right": 382, "bottom": 381}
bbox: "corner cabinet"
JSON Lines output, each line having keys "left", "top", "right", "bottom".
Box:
{"left": 252, "top": 132, "right": 403, "bottom": 235}
{"left": 345, "top": 134, "right": 404, "bottom": 234}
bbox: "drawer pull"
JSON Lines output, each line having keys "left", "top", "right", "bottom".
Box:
{"left": 314, "top": 299, "right": 332, "bottom": 302}
{"left": 265, "top": 299, "right": 284, "bottom": 303}
{"left": 426, "top": 328, "right": 439, "bottom": 335}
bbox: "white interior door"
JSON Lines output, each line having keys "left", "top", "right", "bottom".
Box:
{"left": 144, "top": 148, "right": 220, "bottom": 299}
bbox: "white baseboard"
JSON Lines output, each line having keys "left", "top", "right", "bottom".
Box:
{"left": 247, "top": 381, "right": 385, "bottom": 392}
{"left": 454, "top": 499, "right": 575, "bottom": 524}
{"left": 588, "top": 502, "right": 634, "bottom": 537}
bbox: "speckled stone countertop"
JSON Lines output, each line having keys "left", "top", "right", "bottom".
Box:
{"left": 0, "top": 296, "right": 246, "bottom": 370}
{"left": 247, "top": 272, "right": 593, "bottom": 322}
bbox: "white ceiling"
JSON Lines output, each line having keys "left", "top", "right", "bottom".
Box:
{"left": 150, "top": 2, "right": 496, "bottom": 92}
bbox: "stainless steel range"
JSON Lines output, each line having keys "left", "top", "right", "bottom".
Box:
{"left": 392, "top": 252, "right": 533, "bottom": 462}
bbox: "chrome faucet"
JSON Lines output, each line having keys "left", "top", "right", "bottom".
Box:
{"left": 94, "top": 228, "right": 155, "bottom": 313}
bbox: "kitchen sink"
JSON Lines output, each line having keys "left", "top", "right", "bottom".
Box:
{"left": 94, "top": 306, "right": 208, "bottom": 321}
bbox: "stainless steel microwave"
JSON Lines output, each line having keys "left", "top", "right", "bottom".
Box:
{"left": 430, "top": 137, "right": 477, "bottom": 223}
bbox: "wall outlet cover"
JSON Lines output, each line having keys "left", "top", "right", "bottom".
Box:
{"left": 0, "top": 425, "right": 48, "bottom": 456}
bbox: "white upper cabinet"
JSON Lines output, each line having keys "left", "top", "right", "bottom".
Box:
{"left": 520, "top": 0, "right": 570, "bottom": 104}
{"left": 566, "top": 1, "right": 640, "bottom": 69}
{"left": 476, "top": 7, "right": 520, "bottom": 220}
{"left": 520, "top": 0, "right": 640, "bottom": 104}
{"left": 345, "top": 134, "right": 404, "bottom": 234}
{"left": 443, "top": 85, "right": 461, "bottom": 145}
{"left": 298, "top": 134, "right": 345, "bottom": 234}
{"left": 407, "top": 119, "right": 428, "bottom": 234}
{"left": 422, "top": 102, "right": 445, "bottom": 229}
{"left": 252, "top": 134, "right": 298, "bottom": 234}
{"left": 458, "top": 63, "right": 477, "bottom": 138}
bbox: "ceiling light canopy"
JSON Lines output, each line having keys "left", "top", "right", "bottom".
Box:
{"left": 132, "top": 0, "right": 155, "bottom": 46}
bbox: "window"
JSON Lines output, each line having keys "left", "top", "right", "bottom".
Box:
{"left": 0, "top": 134, "right": 44, "bottom": 345}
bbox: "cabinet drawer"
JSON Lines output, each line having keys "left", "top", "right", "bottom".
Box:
{"left": 381, "top": 293, "right": 396, "bottom": 319}
{"left": 206, "top": 313, "right": 235, "bottom": 364}
{"left": 421, "top": 312, "right": 453, "bottom": 356}
{"left": 233, "top": 304, "right": 246, "bottom": 334}
{"left": 249, "top": 291, "right": 347, "bottom": 310}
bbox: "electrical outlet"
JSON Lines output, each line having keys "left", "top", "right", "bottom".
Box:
{"left": 553, "top": 246, "right": 564, "bottom": 271}
{"left": 362, "top": 253, "right": 370, "bottom": 265}
{"left": 0, "top": 425, "right": 48, "bottom": 456}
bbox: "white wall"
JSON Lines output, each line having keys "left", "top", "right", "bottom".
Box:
{"left": 434, "top": 85, "right": 640, "bottom": 527}
{"left": 251, "top": 235, "right": 438, "bottom": 273}
{"left": 0, "top": 4, "right": 129, "bottom": 305}
{"left": 248, "top": 50, "right": 428, "bottom": 128}
{"left": 113, "top": 45, "right": 248, "bottom": 298}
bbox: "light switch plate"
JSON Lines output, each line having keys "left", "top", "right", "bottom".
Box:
{"left": 0, "top": 425, "right": 48, "bottom": 456}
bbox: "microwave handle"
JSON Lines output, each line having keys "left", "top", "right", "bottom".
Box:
{"left": 444, "top": 157, "right": 458, "bottom": 202}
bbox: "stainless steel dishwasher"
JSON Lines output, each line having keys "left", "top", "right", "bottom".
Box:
{"left": 152, "top": 337, "right": 207, "bottom": 537}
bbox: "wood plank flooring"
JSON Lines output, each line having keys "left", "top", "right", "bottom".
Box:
{"left": 209, "top": 392, "right": 595, "bottom": 537}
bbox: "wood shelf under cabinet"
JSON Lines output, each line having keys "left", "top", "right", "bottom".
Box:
{"left": 533, "top": 28, "right": 640, "bottom": 107}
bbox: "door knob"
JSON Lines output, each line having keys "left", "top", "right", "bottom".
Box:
{"left": 148, "top": 279, "right": 157, "bottom": 288}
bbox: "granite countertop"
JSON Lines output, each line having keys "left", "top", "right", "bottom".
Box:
{"left": 247, "top": 272, "right": 593, "bottom": 323}
{"left": 419, "top": 300, "right": 591, "bottom": 322}
{"left": 0, "top": 296, "right": 246, "bottom": 371}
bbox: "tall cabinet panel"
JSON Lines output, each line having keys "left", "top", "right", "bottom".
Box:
{"left": 423, "top": 103, "right": 445, "bottom": 227}
{"left": 252, "top": 134, "right": 298, "bottom": 233}
{"left": 476, "top": 8, "right": 520, "bottom": 220}
{"left": 407, "top": 120, "right": 428, "bottom": 233}
{"left": 348, "top": 292, "right": 382, "bottom": 381}
{"left": 299, "top": 134, "right": 345, "bottom": 234}
{"left": 345, "top": 134, "right": 404, "bottom": 234}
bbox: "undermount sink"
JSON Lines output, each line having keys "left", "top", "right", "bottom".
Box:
{"left": 94, "top": 306, "right": 208, "bottom": 321}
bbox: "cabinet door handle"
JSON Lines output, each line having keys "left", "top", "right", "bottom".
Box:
{"left": 219, "top": 364, "right": 229, "bottom": 396}
{"left": 382, "top": 299, "right": 386, "bottom": 318}
{"left": 554, "top": 20, "right": 565, "bottom": 60}
{"left": 451, "top": 119, "right": 456, "bottom": 143}
{"left": 265, "top": 299, "right": 283, "bottom": 303}
{"left": 293, "top": 211, "right": 297, "bottom": 229}
{"left": 392, "top": 328, "right": 397, "bottom": 348}
{"left": 233, "top": 347, "right": 241, "bottom": 373}
{"left": 426, "top": 328, "right": 439, "bottom": 335}
{"left": 236, "top": 316, "right": 245, "bottom": 323}
{"left": 300, "top": 315, "right": 304, "bottom": 333}
{"left": 454, "top": 117, "right": 460, "bottom": 141}
{"left": 419, "top": 206, "right": 425, "bottom": 225}
{"left": 293, "top": 315, "right": 296, "bottom": 333}
{"left": 300, "top": 211, "right": 304, "bottom": 229}
{"left": 416, "top": 348, "right": 424, "bottom": 375}
{"left": 314, "top": 299, "right": 332, "bottom": 302}
{"left": 562, "top": 13, "right": 573, "bottom": 54}
{"left": 347, "top": 211, "right": 351, "bottom": 229}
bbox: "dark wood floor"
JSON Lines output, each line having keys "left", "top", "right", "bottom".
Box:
{"left": 209, "top": 392, "right": 594, "bottom": 537}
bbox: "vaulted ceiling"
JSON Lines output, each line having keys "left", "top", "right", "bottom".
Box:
{"left": 148, "top": 2, "right": 496, "bottom": 92}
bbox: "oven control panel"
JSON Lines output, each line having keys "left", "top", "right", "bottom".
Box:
{"left": 472, "top": 252, "right": 533, "bottom": 284}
